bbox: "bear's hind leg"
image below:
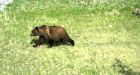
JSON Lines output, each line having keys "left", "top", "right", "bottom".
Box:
{"left": 47, "top": 40, "right": 54, "bottom": 48}
{"left": 69, "top": 39, "right": 74, "bottom": 46}
{"left": 62, "top": 38, "right": 74, "bottom": 46}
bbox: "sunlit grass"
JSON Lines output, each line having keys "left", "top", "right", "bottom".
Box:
{"left": 1, "top": 0, "right": 140, "bottom": 75}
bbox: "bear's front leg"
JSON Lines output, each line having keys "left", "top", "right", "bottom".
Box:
{"left": 33, "top": 36, "right": 45, "bottom": 47}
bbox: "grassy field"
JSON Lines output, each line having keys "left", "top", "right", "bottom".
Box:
{"left": 1, "top": 0, "right": 140, "bottom": 75}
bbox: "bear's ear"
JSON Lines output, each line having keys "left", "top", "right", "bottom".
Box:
{"left": 35, "top": 27, "right": 39, "bottom": 31}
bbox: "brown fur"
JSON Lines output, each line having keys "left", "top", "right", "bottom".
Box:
{"left": 30, "top": 25, "right": 74, "bottom": 48}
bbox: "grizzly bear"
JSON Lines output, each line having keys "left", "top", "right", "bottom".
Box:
{"left": 30, "top": 25, "right": 74, "bottom": 48}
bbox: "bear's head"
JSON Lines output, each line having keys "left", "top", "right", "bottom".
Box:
{"left": 30, "top": 26, "right": 42, "bottom": 36}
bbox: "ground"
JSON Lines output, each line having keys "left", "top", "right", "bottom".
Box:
{"left": 0, "top": 0, "right": 140, "bottom": 75}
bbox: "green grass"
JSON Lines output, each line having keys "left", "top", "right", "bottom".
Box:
{"left": 1, "top": 0, "right": 140, "bottom": 75}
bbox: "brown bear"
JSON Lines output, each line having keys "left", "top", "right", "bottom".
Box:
{"left": 30, "top": 25, "right": 74, "bottom": 48}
